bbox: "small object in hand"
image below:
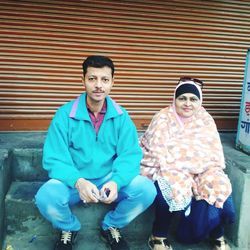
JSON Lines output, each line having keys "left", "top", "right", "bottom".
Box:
{"left": 100, "top": 188, "right": 110, "bottom": 200}
{"left": 105, "top": 188, "right": 110, "bottom": 197}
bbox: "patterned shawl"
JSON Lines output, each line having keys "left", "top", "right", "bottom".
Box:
{"left": 140, "top": 105, "right": 232, "bottom": 210}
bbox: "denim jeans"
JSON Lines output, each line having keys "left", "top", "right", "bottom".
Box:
{"left": 35, "top": 174, "right": 156, "bottom": 232}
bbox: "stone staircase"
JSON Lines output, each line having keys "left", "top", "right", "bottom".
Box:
{"left": 1, "top": 132, "right": 249, "bottom": 250}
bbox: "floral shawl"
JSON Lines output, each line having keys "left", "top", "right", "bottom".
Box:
{"left": 140, "top": 105, "right": 232, "bottom": 211}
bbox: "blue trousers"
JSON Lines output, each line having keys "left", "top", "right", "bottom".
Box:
{"left": 152, "top": 181, "right": 235, "bottom": 243}
{"left": 35, "top": 174, "right": 156, "bottom": 232}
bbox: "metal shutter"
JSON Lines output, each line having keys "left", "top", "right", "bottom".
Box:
{"left": 1, "top": 0, "right": 250, "bottom": 131}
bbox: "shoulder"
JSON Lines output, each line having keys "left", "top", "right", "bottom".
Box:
{"left": 53, "top": 100, "right": 75, "bottom": 119}
{"left": 146, "top": 106, "right": 173, "bottom": 131}
{"left": 152, "top": 106, "right": 172, "bottom": 121}
{"left": 108, "top": 101, "right": 136, "bottom": 131}
{"left": 115, "top": 105, "right": 133, "bottom": 124}
{"left": 159, "top": 106, "right": 172, "bottom": 116}
{"left": 118, "top": 105, "right": 129, "bottom": 116}
{"left": 107, "top": 97, "right": 130, "bottom": 118}
{"left": 197, "top": 106, "right": 217, "bottom": 128}
{"left": 199, "top": 107, "right": 215, "bottom": 121}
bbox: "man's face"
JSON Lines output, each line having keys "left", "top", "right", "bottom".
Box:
{"left": 83, "top": 66, "right": 114, "bottom": 104}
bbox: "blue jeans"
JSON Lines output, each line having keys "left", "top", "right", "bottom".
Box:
{"left": 35, "top": 174, "right": 156, "bottom": 232}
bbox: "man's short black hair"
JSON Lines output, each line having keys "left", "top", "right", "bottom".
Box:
{"left": 82, "top": 55, "right": 115, "bottom": 77}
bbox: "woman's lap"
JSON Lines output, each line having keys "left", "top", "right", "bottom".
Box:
{"left": 153, "top": 181, "right": 235, "bottom": 244}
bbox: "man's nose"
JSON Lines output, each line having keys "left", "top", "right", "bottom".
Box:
{"left": 95, "top": 79, "right": 102, "bottom": 88}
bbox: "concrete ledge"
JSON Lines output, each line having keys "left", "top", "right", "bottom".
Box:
{"left": 4, "top": 181, "right": 154, "bottom": 249}
{"left": 1, "top": 132, "right": 250, "bottom": 249}
{"left": 222, "top": 134, "right": 250, "bottom": 249}
{"left": 5, "top": 181, "right": 153, "bottom": 236}
{"left": 12, "top": 149, "right": 47, "bottom": 181}
{"left": 4, "top": 181, "right": 214, "bottom": 250}
{"left": 0, "top": 132, "right": 46, "bottom": 150}
{"left": 0, "top": 149, "right": 12, "bottom": 249}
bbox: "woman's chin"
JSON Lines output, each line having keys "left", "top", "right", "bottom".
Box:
{"left": 179, "top": 112, "right": 194, "bottom": 118}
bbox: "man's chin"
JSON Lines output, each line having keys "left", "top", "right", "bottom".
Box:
{"left": 91, "top": 97, "right": 105, "bottom": 103}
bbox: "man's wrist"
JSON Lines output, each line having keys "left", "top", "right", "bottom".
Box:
{"left": 110, "top": 178, "right": 121, "bottom": 190}
{"left": 108, "top": 180, "right": 117, "bottom": 185}
{"left": 75, "top": 177, "right": 85, "bottom": 189}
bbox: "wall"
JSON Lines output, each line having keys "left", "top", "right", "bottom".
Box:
{"left": 1, "top": 0, "right": 250, "bottom": 130}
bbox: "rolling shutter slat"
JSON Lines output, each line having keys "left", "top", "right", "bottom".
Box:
{"left": 0, "top": 0, "right": 250, "bottom": 131}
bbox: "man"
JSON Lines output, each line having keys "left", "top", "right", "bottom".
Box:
{"left": 35, "top": 55, "right": 156, "bottom": 250}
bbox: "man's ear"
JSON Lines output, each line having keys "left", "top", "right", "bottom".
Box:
{"left": 81, "top": 76, "right": 85, "bottom": 86}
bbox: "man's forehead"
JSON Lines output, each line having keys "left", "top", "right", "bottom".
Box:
{"left": 86, "top": 66, "right": 112, "bottom": 75}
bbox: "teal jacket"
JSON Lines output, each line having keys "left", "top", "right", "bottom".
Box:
{"left": 43, "top": 93, "right": 142, "bottom": 189}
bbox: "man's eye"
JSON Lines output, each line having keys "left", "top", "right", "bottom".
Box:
{"left": 89, "top": 77, "right": 95, "bottom": 81}
{"left": 103, "top": 78, "right": 109, "bottom": 83}
{"left": 191, "top": 98, "right": 198, "bottom": 102}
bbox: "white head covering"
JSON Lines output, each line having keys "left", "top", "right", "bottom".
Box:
{"left": 174, "top": 81, "right": 203, "bottom": 104}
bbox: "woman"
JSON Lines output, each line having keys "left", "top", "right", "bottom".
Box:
{"left": 140, "top": 77, "right": 235, "bottom": 250}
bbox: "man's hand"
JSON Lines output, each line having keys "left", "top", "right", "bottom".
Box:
{"left": 75, "top": 178, "right": 100, "bottom": 203}
{"left": 100, "top": 181, "right": 118, "bottom": 204}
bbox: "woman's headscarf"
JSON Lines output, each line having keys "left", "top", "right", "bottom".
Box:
{"left": 175, "top": 81, "right": 202, "bottom": 102}
{"left": 173, "top": 81, "right": 203, "bottom": 125}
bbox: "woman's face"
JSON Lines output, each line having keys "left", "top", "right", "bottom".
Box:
{"left": 175, "top": 93, "right": 201, "bottom": 118}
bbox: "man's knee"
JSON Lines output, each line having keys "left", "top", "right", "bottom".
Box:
{"left": 35, "top": 179, "right": 70, "bottom": 208}
{"left": 127, "top": 175, "right": 157, "bottom": 201}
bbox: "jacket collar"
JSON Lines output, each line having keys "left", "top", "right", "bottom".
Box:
{"left": 69, "top": 93, "right": 123, "bottom": 121}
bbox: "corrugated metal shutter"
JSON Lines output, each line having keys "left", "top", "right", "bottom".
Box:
{"left": 1, "top": 0, "right": 250, "bottom": 131}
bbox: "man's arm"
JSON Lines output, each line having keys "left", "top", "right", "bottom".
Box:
{"left": 110, "top": 110, "right": 142, "bottom": 190}
{"left": 43, "top": 108, "right": 81, "bottom": 187}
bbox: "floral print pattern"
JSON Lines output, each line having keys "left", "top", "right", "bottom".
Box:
{"left": 140, "top": 105, "right": 232, "bottom": 210}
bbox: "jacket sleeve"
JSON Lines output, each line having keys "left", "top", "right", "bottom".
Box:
{"left": 110, "top": 111, "right": 142, "bottom": 190}
{"left": 43, "top": 107, "right": 81, "bottom": 188}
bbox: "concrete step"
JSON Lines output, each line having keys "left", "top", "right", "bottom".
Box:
{"left": 1, "top": 132, "right": 249, "bottom": 249}
{"left": 4, "top": 181, "right": 152, "bottom": 250}
{"left": 3, "top": 181, "right": 237, "bottom": 250}
{"left": 11, "top": 148, "right": 46, "bottom": 182}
